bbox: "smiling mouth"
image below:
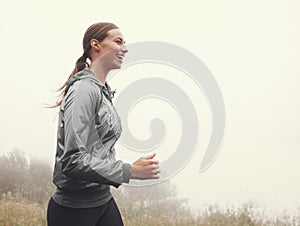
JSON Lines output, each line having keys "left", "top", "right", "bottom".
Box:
{"left": 116, "top": 54, "right": 124, "bottom": 61}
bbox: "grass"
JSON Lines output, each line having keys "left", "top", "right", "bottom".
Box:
{"left": 1, "top": 192, "right": 300, "bottom": 226}
{"left": 0, "top": 193, "right": 46, "bottom": 226}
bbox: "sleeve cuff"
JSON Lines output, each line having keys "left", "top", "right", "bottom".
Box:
{"left": 122, "top": 163, "right": 131, "bottom": 183}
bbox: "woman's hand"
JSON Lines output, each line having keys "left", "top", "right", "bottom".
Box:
{"left": 130, "top": 153, "right": 160, "bottom": 180}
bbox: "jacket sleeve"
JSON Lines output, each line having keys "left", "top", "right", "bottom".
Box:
{"left": 61, "top": 80, "right": 131, "bottom": 188}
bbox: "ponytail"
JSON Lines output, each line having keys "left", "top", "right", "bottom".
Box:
{"left": 50, "top": 53, "right": 89, "bottom": 108}
{"left": 71, "top": 53, "right": 89, "bottom": 77}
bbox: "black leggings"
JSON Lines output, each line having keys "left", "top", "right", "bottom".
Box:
{"left": 47, "top": 197, "right": 124, "bottom": 226}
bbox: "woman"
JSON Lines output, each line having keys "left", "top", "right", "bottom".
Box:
{"left": 47, "top": 22, "right": 160, "bottom": 226}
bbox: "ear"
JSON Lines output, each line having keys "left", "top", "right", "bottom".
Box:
{"left": 90, "top": 39, "right": 101, "bottom": 53}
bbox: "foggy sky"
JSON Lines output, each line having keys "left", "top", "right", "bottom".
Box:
{"left": 1, "top": 0, "right": 299, "bottom": 216}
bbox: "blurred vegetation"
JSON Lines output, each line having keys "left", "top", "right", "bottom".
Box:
{"left": 0, "top": 149, "right": 299, "bottom": 226}
{"left": 0, "top": 149, "right": 54, "bottom": 204}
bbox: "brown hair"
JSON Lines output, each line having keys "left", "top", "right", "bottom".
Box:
{"left": 52, "top": 22, "right": 118, "bottom": 108}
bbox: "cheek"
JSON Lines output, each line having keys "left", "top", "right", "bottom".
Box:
{"left": 102, "top": 48, "right": 118, "bottom": 60}
{"left": 106, "top": 44, "right": 120, "bottom": 56}
{"left": 111, "top": 43, "right": 122, "bottom": 51}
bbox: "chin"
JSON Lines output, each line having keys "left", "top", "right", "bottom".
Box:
{"left": 114, "top": 61, "right": 122, "bottom": 69}
{"left": 109, "top": 65, "right": 121, "bottom": 71}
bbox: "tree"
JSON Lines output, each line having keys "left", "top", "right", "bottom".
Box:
{"left": 0, "top": 149, "right": 54, "bottom": 204}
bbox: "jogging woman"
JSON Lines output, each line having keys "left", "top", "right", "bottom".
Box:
{"left": 47, "top": 22, "right": 160, "bottom": 226}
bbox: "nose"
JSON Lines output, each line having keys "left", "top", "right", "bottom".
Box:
{"left": 121, "top": 45, "right": 128, "bottom": 54}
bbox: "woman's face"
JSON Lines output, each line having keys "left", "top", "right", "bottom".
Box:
{"left": 95, "top": 28, "right": 128, "bottom": 70}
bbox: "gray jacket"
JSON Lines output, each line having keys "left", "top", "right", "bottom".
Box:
{"left": 51, "top": 67, "right": 131, "bottom": 208}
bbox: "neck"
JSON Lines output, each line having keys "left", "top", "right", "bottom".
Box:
{"left": 89, "top": 60, "right": 109, "bottom": 85}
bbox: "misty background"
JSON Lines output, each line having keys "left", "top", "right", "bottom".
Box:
{"left": 0, "top": 0, "right": 299, "bottom": 218}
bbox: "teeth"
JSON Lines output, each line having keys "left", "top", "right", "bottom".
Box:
{"left": 116, "top": 54, "right": 124, "bottom": 60}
